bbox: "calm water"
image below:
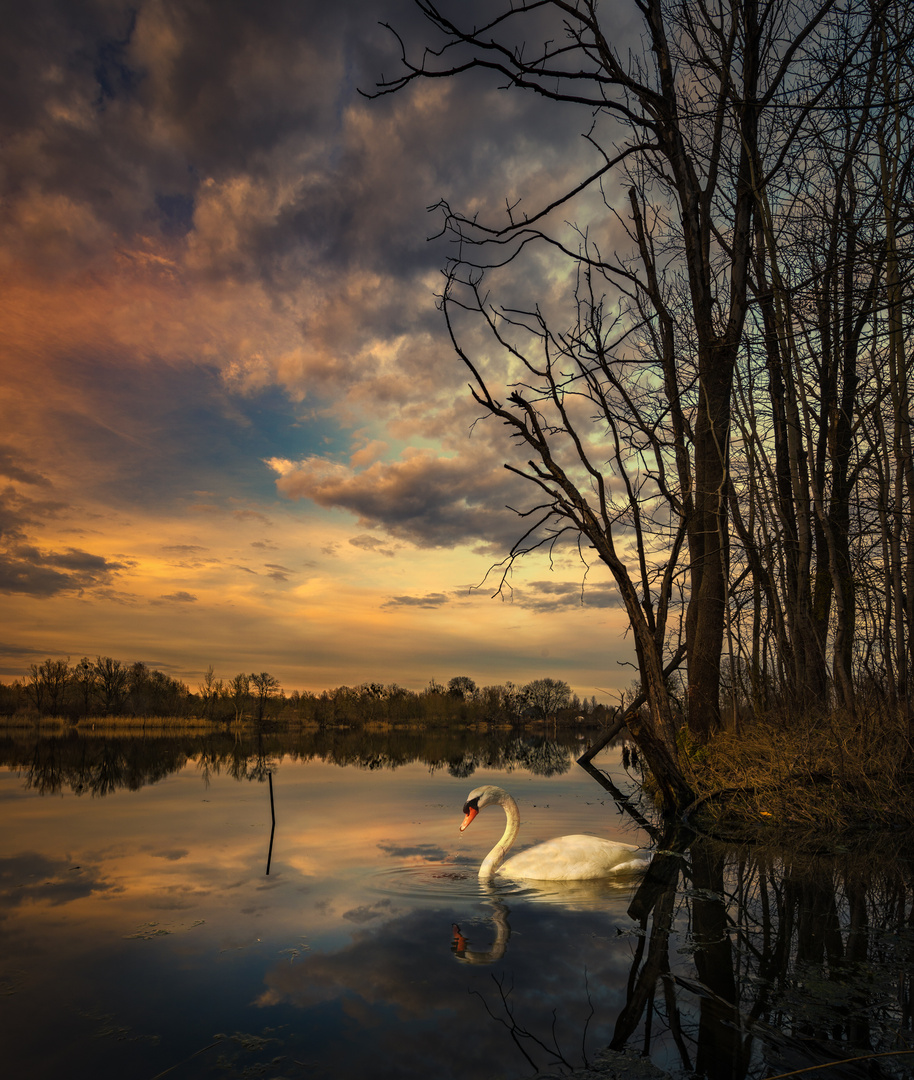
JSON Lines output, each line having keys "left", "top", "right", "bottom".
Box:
{"left": 1, "top": 729, "right": 912, "bottom": 1080}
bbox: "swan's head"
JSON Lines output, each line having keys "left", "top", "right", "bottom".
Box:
{"left": 460, "top": 785, "right": 507, "bottom": 831}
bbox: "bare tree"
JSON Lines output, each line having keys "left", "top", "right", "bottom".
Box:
{"left": 373, "top": 0, "right": 870, "bottom": 808}
{"left": 521, "top": 678, "right": 572, "bottom": 721}
{"left": 93, "top": 656, "right": 128, "bottom": 716}
{"left": 230, "top": 672, "right": 251, "bottom": 723}
{"left": 722, "top": 0, "right": 914, "bottom": 727}
{"left": 250, "top": 671, "right": 281, "bottom": 723}
{"left": 72, "top": 657, "right": 97, "bottom": 717}
{"left": 26, "top": 658, "right": 70, "bottom": 715}
{"left": 198, "top": 665, "right": 223, "bottom": 721}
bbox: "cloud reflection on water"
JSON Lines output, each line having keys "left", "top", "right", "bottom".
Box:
{"left": 0, "top": 852, "right": 113, "bottom": 910}
{"left": 258, "top": 901, "right": 634, "bottom": 1078}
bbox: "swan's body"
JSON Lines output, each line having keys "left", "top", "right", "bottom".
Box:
{"left": 460, "top": 785, "right": 650, "bottom": 881}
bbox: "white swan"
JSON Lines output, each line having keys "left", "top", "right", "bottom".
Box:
{"left": 460, "top": 785, "right": 650, "bottom": 881}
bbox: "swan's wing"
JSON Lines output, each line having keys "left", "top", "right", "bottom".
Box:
{"left": 499, "top": 834, "right": 650, "bottom": 881}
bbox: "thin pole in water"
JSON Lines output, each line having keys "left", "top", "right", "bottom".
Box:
{"left": 266, "top": 771, "right": 276, "bottom": 875}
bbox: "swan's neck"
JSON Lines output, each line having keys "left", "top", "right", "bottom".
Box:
{"left": 479, "top": 792, "right": 520, "bottom": 878}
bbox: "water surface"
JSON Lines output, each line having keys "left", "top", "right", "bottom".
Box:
{"left": 1, "top": 729, "right": 911, "bottom": 1079}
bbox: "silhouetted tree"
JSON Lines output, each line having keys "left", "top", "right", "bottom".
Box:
{"left": 447, "top": 676, "right": 477, "bottom": 700}
{"left": 26, "top": 658, "right": 70, "bottom": 715}
{"left": 250, "top": 672, "right": 280, "bottom": 723}
{"left": 521, "top": 678, "right": 571, "bottom": 721}
{"left": 93, "top": 656, "right": 128, "bottom": 715}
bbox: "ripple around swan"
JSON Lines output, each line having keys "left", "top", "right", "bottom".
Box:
{"left": 367, "top": 860, "right": 495, "bottom": 904}
{"left": 368, "top": 860, "right": 647, "bottom": 909}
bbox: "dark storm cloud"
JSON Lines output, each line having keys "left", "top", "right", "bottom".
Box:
{"left": 1, "top": 0, "right": 595, "bottom": 538}
{"left": 0, "top": 0, "right": 385, "bottom": 262}
{"left": 0, "top": 557, "right": 73, "bottom": 597}
{"left": 0, "top": 486, "right": 68, "bottom": 540}
{"left": 1, "top": 0, "right": 592, "bottom": 289}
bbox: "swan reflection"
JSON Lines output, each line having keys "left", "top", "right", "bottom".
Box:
{"left": 451, "top": 901, "right": 511, "bottom": 964}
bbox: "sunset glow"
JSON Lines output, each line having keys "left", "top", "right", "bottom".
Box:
{"left": 1, "top": 0, "right": 634, "bottom": 698}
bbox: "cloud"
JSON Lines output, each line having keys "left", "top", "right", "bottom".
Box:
{"left": 0, "top": 544, "right": 124, "bottom": 597}
{"left": 257, "top": 905, "right": 635, "bottom": 1075}
{"left": 0, "top": 641, "right": 45, "bottom": 657}
{"left": 0, "top": 557, "right": 73, "bottom": 597}
{"left": 233, "top": 509, "right": 272, "bottom": 525}
{"left": 263, "top": 563, "right": 293, "bottom": 581}
{"left": 0, "top": 447, "right": 52, "bottom": 487}
{"left": 0, "top": 485, "right": 69, "bottom": 540}
{"left": 347, "top": 534, "right": 396, "bottom": 557}
{"left": 382, "top": 593, "right": 451, "bottom": 609}
{"left": 349, "top": 439, "right": 388, "bottom": 469}
{"left": 0, "top": 472, "right": 128, "bottom": 596}
{"left": 268, "top": 447, "right": 529, "bottom": 551}
{"left": 0, "top": 1, "right": 645, "bottom": 698}
{"left": 514, "top": 580, "right": 623, "bottom": 613}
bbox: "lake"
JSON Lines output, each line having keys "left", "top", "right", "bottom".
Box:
{"left": 1, "top": 727, "right": 912, "bottom": 1079}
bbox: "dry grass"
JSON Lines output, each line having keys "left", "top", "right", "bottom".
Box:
{"left": 681, "top": 708, "right": 914, "bottom": 845}
{"left": 0, "top": 713, "right": 226, "bottom": 734}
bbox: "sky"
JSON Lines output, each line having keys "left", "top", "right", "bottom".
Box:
{"left": 1, "top": 0, "right": 638, "bottom": 700}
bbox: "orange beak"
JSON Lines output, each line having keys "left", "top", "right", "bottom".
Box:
{"left": 460, "top": 806, "right": 478, "bottom": 831}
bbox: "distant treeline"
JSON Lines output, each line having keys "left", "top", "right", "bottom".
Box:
{"left": 0, "top": 657, "right": 609, "bottom": 727}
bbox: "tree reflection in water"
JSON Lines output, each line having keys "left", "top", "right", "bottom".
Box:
{"left": 1, "top": 726, "right": 580, "bottom": 798}
{"left": 2, "top": 727, "right": 912, "bottom": 1079}
{"left": 454, "top": 833, "right": 914, "bottom": 1079}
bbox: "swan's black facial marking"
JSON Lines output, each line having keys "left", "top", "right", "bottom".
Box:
{"left": 460, "top": 795, "right": 480, "bottom": 832}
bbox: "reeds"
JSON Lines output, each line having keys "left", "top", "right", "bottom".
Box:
{"left": 682, "top": 706, "right": 914, "bottom": 844}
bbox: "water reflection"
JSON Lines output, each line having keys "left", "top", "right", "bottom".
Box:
{"left": 612, "top": 837, "right": 914, "bottom": 1079}
{"left": 1, "top": 732, "right": 912, "bottom": 1079}
{"left": 0, "top": 726, "right": 582, "bottom": 798}
{"left": 452, "top": 900, "right": 511, "bottom": 963}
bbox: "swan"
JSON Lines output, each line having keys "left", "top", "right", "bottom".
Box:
{"left": 460, "top": 785, "right": 651, "bottom": 881}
